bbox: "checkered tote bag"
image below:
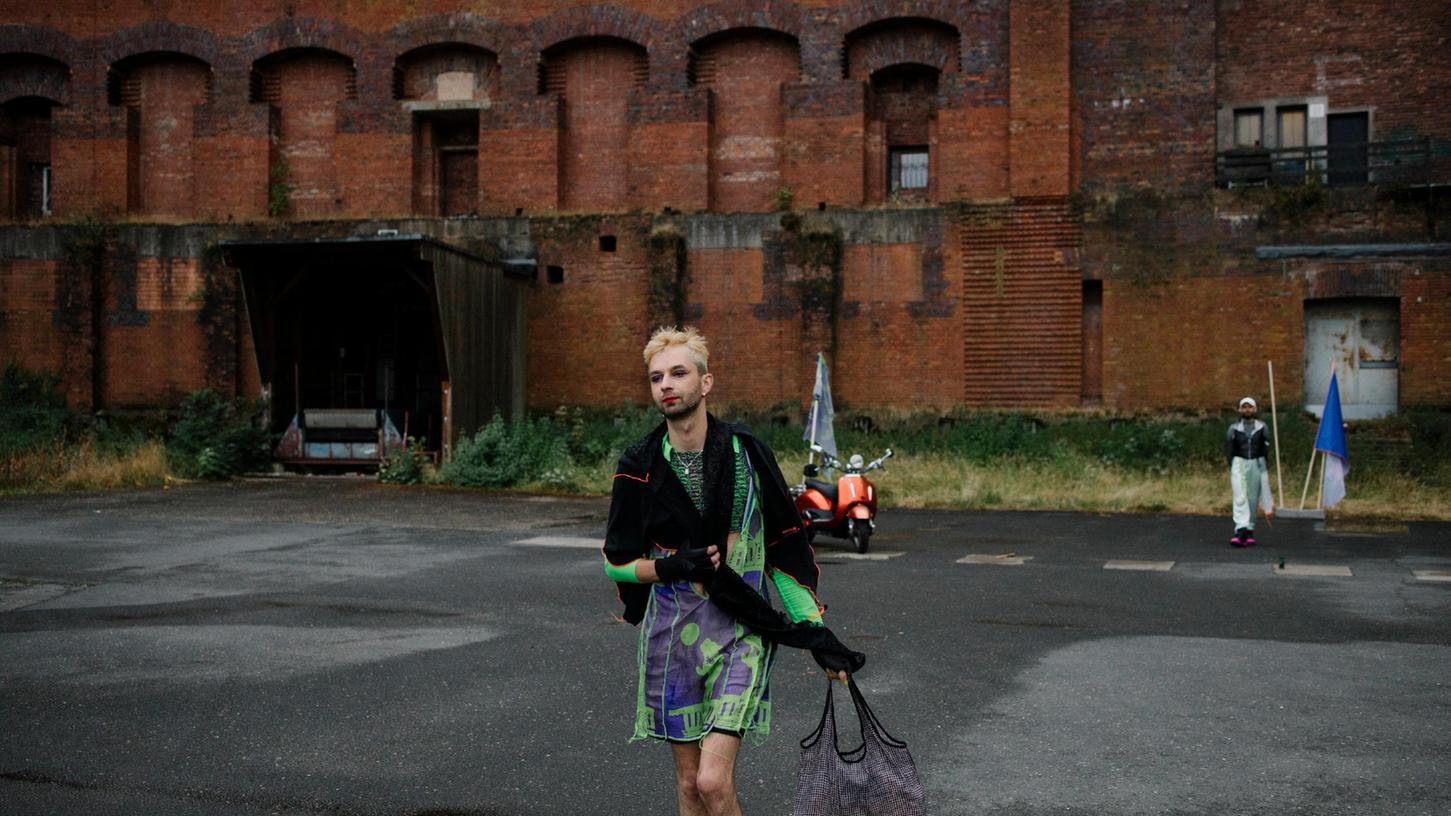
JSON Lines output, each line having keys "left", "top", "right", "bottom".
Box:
{"left": 793, "top": 680, "right": 926, "bottom": 816}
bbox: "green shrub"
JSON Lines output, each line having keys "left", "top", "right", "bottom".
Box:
{"left": 165, "top": 389, "right": 270, "bottom": 480}
{"left": 378, "top": 436, "right": 429, "bottom": 485}
{"left": 1092, "top": 422, "right": 1187, "bottom": 472}
{"left": 0, "top": 363, "right": 71, "bottom": 458}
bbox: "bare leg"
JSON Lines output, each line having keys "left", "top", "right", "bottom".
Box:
{"left": 670, "top": 742, "right": 708, "bottom": 816}
{"left": 695, "top": 732, "right": 743, "bottom": 816}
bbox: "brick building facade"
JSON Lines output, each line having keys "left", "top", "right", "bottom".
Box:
{"left": 1, "top": 1, "right": 1448, "bottom": 436}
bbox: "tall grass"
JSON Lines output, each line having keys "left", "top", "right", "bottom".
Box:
{"left": 2, "top": 439, "right": 167, "bottom": 494}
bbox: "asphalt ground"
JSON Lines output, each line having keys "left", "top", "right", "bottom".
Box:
{"left": 1, "top": 478, "right": 1448, "bottom": 816}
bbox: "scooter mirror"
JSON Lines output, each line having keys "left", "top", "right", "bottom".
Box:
{"left": 809, "top": 443, "right": 824, "bottom": 454}
{"left": 803, "top": 463, "right": 818, "bottom": 477}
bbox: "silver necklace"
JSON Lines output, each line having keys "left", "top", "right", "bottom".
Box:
{"left": 675, "top": 450, "right": 704, "bottom": 476}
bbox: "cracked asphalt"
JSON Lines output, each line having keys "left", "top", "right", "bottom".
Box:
{"left": 1, "top": 478, "right": 1448, "bottom": 816}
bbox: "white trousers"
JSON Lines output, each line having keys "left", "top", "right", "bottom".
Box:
{"left": 1230, "top": 456, "right": 1273, "bottom": 530}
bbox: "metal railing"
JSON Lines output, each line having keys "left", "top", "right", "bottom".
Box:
{"left": 1215, "top": 139, "right": 1444, "bottom": 188}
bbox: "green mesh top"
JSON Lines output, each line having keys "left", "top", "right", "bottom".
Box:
{"left": 666, "top": 440, "right": 749, "bottom": 530}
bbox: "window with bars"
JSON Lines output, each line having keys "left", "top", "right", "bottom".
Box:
{"left": 890, "top": 147, "right": 929, "bottom": 191}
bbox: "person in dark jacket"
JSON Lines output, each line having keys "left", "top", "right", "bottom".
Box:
{"left": 1226, "top": 396, "right": 1274, "bottom": 546}
{"left": 603, "top": 326, "right": 843, "bottom": 816}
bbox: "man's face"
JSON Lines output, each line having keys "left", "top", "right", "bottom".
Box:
{"left": 1239, "top": 403, "right": 1256, "bottom": 420}
{"left": 648, "top": 346, "right": 712, "bottom": 419}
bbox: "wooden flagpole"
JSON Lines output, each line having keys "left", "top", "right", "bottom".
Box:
{"left": 1268, "top": 360, "right": 1285, "bottom": 508}
{"left": 1299, "top": 450, "right": 1319, "bottom": 510}
{"left": 1318, "top": 441, "right": 1328, "bottom": 510}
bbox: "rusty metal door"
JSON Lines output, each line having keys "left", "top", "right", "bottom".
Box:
{"left": 1304, "top": 298, "right": 1398, "bottom": 419}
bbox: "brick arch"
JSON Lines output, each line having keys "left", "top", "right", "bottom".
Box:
{"left": 0, "top": 54, "right": 70, "bottom": 105}
{"left": 531, "top": 5, "right": 667, "bottom": 52}
{"left": 677, "top": 0, "right": 807, "bottom": 45}
{"left": 837, "top": 0, "right": 975, "bottom": 35}
{"left": 389, "top": 14, "right": 510, "bottom": 60}
{"left": 844, "top": 16, "right": 961, "bottom": 80}
{"left": 239, "top": 18, "right": 367, "bottom": 66}
{"left": 95, "top": 22, "right": 222, "bottom": 68}
{"left": 531, "top": 5, "right": 673, "bottom": 85}
{"left": 0, "top": 26, "right": 79, "bottom": 66}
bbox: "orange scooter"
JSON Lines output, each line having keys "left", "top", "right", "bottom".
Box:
{"left": 793, "top": 445, "right": 893, "bottom": 553}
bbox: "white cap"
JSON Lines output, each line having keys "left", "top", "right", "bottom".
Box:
{"left": 1238, "top": 397, "right": 1257, "bottom": 409}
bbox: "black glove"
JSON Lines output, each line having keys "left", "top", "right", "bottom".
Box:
{"left": 654, "top": 546, "right": 715, "bottom": 583}
{"left": 811, "top": 634, "right": 867, "bottom": 675}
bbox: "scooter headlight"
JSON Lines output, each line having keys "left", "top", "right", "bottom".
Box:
{"left": 849, "top": 454, "right": 864, "bottom": 470}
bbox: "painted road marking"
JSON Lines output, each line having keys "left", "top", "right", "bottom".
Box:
{"left": 817, "top": 550, "right": 906, "bottom": 562}
{"left": 1412, "top": 570, "right": 1451, "bottom": 583}
{"left": 1274, "top": 563, "right": 1353, "bottom": 577}
{"left": 957, "top": 554, "right": 1033, "bottom": 566}
{"left": 1104, "top": 560, "right": 1175, "bottom": 572}
{"left": 511, "top": 536, "right": 602, "bottom": 549}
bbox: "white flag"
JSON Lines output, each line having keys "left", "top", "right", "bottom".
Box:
{"left": 803, "top": 353, "right": 838, "bottom": 459}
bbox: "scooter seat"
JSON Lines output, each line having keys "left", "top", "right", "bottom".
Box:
{"left": 804, "top": 478, "right": 838, "bottom": 505}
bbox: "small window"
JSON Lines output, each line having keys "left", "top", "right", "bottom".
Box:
{"left": 546, "top": 265, "right": 564, "bottom": 284}
{"left": 599, "top": 235, "right": 616, "bottom": 252}
{"left": 890, "top": 147, "right": 929, "bottom": 191}
{"left": 1234, "top": 109, "right": 1263, "bottom": 148}
{"left": 1277, "top": 106, "right": 1306, "bottom": 150}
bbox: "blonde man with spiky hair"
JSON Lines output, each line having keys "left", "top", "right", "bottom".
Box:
{"left": 604, "top": 326, "right": 855, "bottom": 816}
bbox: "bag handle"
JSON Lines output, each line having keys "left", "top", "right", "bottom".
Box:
{"left": 799, "top": 677, "right": 839, "bottom": 751}
{"left": 848, "top": 679, "right": 909, "bottom": 749}
{"left": 802, "top": 680, "right": 893, "bottom": 762}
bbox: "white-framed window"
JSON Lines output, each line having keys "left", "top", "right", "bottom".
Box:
{"left": 890, "top": 147, "right": 928, "bottom": 191}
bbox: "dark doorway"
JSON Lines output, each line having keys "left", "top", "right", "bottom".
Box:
{"left": 1081, "top": 280, "right": 1103, "bottom": 403}
{"left": 1327, "top": 113, "right": 1369, "bottom": 186}
{"left": 246, "top": 259, "right": 446, "bottom": 452}
{"left": 414, "top": 110, "right": 479, "bottom": 216}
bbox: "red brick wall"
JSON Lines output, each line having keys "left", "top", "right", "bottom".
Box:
{"left": 129, "top": 56, "right": 210, "bottom": 216}
{"left": 1218, "top": 0, "right": 1451, "bottom": 143}
{"left": 782, "top": 82, "right": 866, "bottom": 208}
{"left": 0, "top": 258, "right": 66, "bottom": 375}
{"left": 525, "top": 216, "right": 652, "bottom": 408}
{"left": 102, "top": 256, "right": 209, "bottom": 406}
{"left": 1072, "top": 0, "right": 1217, "bottom": 190}
{"left": 1103, "top": 272, "right": 1308, "bottom": 410}
{"left": 1009, "top": 0, "right": 1071, "bottom": 198}
{"left": 479, "top": 98, "right": 561, "bottom": 216}
{"left": 695, "top": 30, "right": 799, "bottom": 213}
{"left": 1391, "top": 260, "right": 1451, "bottom": 407}
{"left": 263, "top": 50, "right": 353, "bottom": 219}
{"left": 551, "top": 39, "right": 646, "bottom": 213}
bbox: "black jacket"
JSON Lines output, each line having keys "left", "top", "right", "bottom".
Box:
{"left": 604, "top": 413, "right": 820, "bottom": 625}
{"left": 1225, "top": 419, "right": 1270, "bottom": 466}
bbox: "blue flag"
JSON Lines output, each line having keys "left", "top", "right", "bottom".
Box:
{"left": 804, "top": 353, "right": 838, "bottom": 459}
{"left": 1313, "top": 372, "right": 1349, "bottom": 508}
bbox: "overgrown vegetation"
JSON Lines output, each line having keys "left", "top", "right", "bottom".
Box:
{"left": 1, "top": 363, "right": 169, "bottom": 492}
{"left": 388, "top": 403, "right": 1451, "bottom": 519}
{"left": 4, "top": 359, "right": 1447, "bottom": 519}
{"left": 267, "top": 157, "right": 295, "bottom": 217}
{"left": 378, "top": 437, "right": 430, "bottom": 485}
{"left": 163, "top": 390, "right": 271, "bottom": 480}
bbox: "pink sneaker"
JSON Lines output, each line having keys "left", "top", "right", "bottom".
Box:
{"left": 1245, "top": 533, "right": 1256, "bottom": 546}
{"left": 1230, "top": 530, "right": 1245, "bottom": 547}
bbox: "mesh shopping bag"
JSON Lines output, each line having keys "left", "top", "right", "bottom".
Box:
{"left": 793, "top": 680, "right": 926, "bottom": 816}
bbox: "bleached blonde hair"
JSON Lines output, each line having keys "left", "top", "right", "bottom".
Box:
{"left": 643, "top": 325, "right": 709, "bottom": 374}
